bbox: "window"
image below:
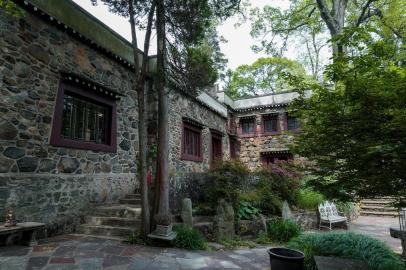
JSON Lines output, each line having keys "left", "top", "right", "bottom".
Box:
{"left": 181, "top": 123, "right": 202, "bottom": 161}
{"left": 263, "top": 115, "right": 278, "bottom": 133}
{"left": 50, "top": 81, "right": 117, "bottom": 152}
{"left": 287, "top": 115, "right": 300, "bottom": 130}
{"left": 241, "top": 118, "right": 255, "bottom": 135}
{"left": 261, "top": 152, "right": 293, "bottom": 166}
{"left": 229, "top": 137, "right": 238, "bottom": 159}
{"left": 211, "top": 132, "right": 223, "bottom": 161}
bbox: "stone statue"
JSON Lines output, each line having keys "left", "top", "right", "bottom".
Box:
{"left": 181, "top": 198, "right": 193, "bottom": 228}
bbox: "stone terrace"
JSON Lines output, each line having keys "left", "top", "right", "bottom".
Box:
{"left": 0, "top": 234, "right": 271, "bottom": 270}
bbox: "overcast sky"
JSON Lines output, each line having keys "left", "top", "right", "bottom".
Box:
{"left": 72, "top": 0, "right": 291, "bottom": 70}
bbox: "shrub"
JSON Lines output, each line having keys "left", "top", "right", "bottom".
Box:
{"left": 267, "top": 218, "right": 302, "bottom": 243}
{"left": 288, "top": 232, "right": 405, "bottom": 270}
{"left": 296, "top": 189, "right": 325, "bottom": 210}
{"left": 206, "top": 160, "right": 249, "bottom": 208}
{"left": 174, "top": 225, "right": 208, "bottom": 250}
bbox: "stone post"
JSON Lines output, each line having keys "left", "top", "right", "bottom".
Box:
{"left": 214, "top": 199, "right": 235, "bottom": 240}
{"left": 181, "top": 198, "right": 193, "bottom": 228}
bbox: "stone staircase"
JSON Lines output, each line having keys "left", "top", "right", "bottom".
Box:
{"left": 76, "top": 194, "right": 141, "bottom": 240}
{"left": 360, "top": 198, "right": 399, "bottom": 217}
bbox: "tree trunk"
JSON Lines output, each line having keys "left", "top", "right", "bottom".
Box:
{"left": 154, "top": 0, "right": 170, "bottom": 221}
{"left": 316, "top": 0, "right": 348, "bottom": 58}
{"left": 128, "top": 0, "right": 152, "bottom": 237}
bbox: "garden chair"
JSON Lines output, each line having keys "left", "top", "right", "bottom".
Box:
{"left": 318, "top": 201, "right": 347, "bottom": 230}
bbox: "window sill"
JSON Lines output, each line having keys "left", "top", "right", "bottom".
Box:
{"left": 50, "top": 137, "right": 116, "bottom": 152}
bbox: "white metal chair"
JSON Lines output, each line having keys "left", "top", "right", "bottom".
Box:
{"left": 318, "top": 201, "right": 347, "bottom": 230}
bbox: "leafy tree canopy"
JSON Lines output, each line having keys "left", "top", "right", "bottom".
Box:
{"left": 226, "top": 57, "right": 311, "bottom": 98}
{"left": 290, "top": 27, "right": 406, "bottom": 202}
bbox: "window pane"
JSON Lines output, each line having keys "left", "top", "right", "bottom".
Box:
{"left": 61, "top": 93, "right": 109, "bottom": 144}
{"left": 242, "top": 119, "right": 255, "bottom": 134}
{"left": 288, "top": 117, "right": 299, "bottom": 130}
{"left": 182, "top": 126, "right": 202, "bottom": 159}
{"left": 264, "top": 117, "right": 278, "bottom": 132}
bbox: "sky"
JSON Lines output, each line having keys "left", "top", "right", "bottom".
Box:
{"left": 72, "top": 0, "right": 290, "bottom": 70}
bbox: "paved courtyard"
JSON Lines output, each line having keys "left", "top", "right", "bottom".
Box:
{"left": 349, "top": 215, "right": 403, "bottom": 254}
{"left": 0, "top": 234, "right": 271, "bottom": 270}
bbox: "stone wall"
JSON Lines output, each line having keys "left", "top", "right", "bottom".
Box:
{"left": 167, "top": 92, "right": 229, "bottom": 213}
{"left": 233, "top": 106, "right": 297, "bottom": 170}
{"left": 0, "top": 10, "right": 138, "bottom": 233}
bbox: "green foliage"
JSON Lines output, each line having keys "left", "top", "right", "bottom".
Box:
{"left": 218, "top": 237, "right": 256, "bottom": 249}
{"left": 0, "top": 0, "right": 25, "bottom": 17}
{"left": 126, "top": 232, "right": 148, "bottom": 245}
{"left": 207, "top": 160, "right": 249, "bottom": 209}
{"left": 336, "top": 202, "right": 358, "bottom": 219}
{"left": 291, "top": 28, "right": 406, "bottom": 200}
{"left": 288, "top": 232, "right": 405, "bottom": 270}
{"left": 173, "top": 225, "right": 208, "bottom": 250}
{"left": 192, "top": 203, "right": 215, "bottom": 216}
{"left": 226, "top": 57, "right": 310, "bottom": 98}
{"left": 296, "top": 189, "right": 325, "bottom": 211}
{"left": 237, "top": 201, "right": 261, "bottom": 220}
{"left": 267, "top": 219, "right": 302, "bottom": 243}
{"left": 254, "top": 164, "right": 301, "bottom": 215}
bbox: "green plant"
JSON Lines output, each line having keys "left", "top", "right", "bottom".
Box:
{"left": 267, "top": 218, "right": 302, "bottom": 243}
{"left": 206, "top": 160, "right": 249, "bottom": 208}
{"left": 218, "top": 237, "right": 256, "bottom": 249}
{"left": 288, "top": 232, "right": 405, "bottom": 270}
{"left": 173, "top": 225, "right": 208, "bottom": 250}
{"left": 192, "top": 204, "right": 215, "bottom": 216}
{"left": 296, "top": 189, "right": 325, "bottom": 210}
{"left": 237, "top": 201, "right": 261, "bottom": 220}
{"left": 256, "top": 232, "right": 276, "bottom": 245}
{"left": 336, "top": 202, "right": 358, "bottom": 219}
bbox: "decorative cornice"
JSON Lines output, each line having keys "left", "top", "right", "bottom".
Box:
{"left": 182, "top": 117, "right": 205, "bottom": 129}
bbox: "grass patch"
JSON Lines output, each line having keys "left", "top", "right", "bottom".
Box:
{"left": 173, "top": 225, "right": 208, "bottom": 250}
{"left": 219, "top": 237, "right": 256, "bottom": 249}
{"left": 288, "top": 231, "right": 405, "bottom": 270}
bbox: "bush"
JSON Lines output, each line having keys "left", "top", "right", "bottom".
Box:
{"left": 255, "top": 163, "right": 301, "bottom": 215}
{"left": 288, "top": 232, "right": 405, "bottom": 270}
{"left": 237, "top": 201, "right": 261, "bottom": 220}
{"left": 296, "top": 189, "right": 325, "bottom": 210}
{"left": 267, "top": 218, "right": 302, "bottom": 243}
{"left": 206, "top": 160, "right": 249, "bottom": 208}
{"left": 173, "top": 225, "right": 208, "bottom": 250}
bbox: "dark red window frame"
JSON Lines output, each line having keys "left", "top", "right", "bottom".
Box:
{"left": 211, "top": 132, "right": 223, "bottom": 162}
{"left": 229, "top": 137, "right": 238, "bottom": 159}
{"left": 262, "top": 114, "right": 279, "bottom": 134}
{"left": 50, "top": 81, "right": 117, "bottom": 152}
{"left": 181, "top": 122, "right": 203, "bottom": 162}
{"left": 240, "top": 118, "right": 256, "bottom": 136}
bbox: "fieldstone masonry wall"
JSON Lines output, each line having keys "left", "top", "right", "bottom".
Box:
{"left": 233, "top": 107, "right": 296, "bottom": 170}
{"left": 0, "top": 10, "right": 138, "bottom": 233}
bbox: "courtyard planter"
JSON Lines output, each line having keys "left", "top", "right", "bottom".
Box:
{"left": 268, "top": 247, "right": 304, "bottom": 270}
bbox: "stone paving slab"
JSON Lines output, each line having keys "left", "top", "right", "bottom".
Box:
{"left": 0, "top": 235, "right": 271, "bottom": 270}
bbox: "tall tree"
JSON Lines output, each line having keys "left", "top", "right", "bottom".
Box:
{"left": 248, "top": 0, "right": 404, "bottom": 62}
{"left": 226, "top": 57, "right": 310, "bottom": 98}
{"left": 91, "top": 0, "right": 156, "bottom": 237}
{"left": 290, "top": 28, "right": 406, "bottom": 202}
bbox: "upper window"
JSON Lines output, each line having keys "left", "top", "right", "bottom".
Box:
{"left": 181, "top": 123, "right": 202, "bottom": 162}
{"left": 261, "top": 153, "right": 293, "bottom": 166}
{"left": 263, "top": 115, "right": 278, "bottom": 133}
{"left": 287, "top": 115, "right": 300, "bottom": 130}
{"left": 241, "top": 118, "right": 255, "bottom": 135}
{"left": 50, "top": 81, "right": 117, "bottom": 152}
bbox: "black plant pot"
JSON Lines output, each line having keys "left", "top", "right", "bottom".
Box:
{"left": 268, "top": 247, "right": 305, "bottom": 270}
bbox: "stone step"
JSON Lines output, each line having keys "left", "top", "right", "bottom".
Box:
{"left": 360, "top": 211, "right": 399, "bottom": 217}
{"left": 125, "top": 194, "right": 141, "bottom": 200}
{"left": 360, "top": 205, "right": 397, "bottom": 212}
{"left": 91, "top": 204, "right": 141, "bottom": 218}
{"left": 361, "top": 200, "right": 395, "bottom": 205}
{"left": 119, "top": 198, "right": 141, "bottom": 205}
{"left": 76, "top": 224, "right": 136, "bottom": 238}
{"left": 84, "top": 216, "right": 140, "bottom": 227}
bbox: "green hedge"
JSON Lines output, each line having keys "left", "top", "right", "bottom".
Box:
{"left": 267, "top": 218, "right": 302, "bottom": 242}
{"left": 288, "top": 232, "right": 405, "bottom": 270}
{"left": 173, "top": 226, "right": 208, "bottom": 250}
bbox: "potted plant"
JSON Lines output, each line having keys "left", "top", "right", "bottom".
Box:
{"left": 154, "top": 214, "right": 173, "bottom": 236}
{"left": 268, "top": 247, "right": 304, "bottom": 270}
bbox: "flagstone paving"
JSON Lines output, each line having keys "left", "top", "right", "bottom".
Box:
{"left": 0, "top": 234, "right": 271, "bottom": 270}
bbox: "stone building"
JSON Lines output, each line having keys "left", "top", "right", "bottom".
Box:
{"left": 0, "top": 0, "right": 304, "bottom": 236}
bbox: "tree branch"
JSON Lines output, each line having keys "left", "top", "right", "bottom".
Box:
{"left": 356, "top": 0, "right": 377, "bottom": 26}
{"left": 316, "top": 0, "right": 337, "bottom": 34}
